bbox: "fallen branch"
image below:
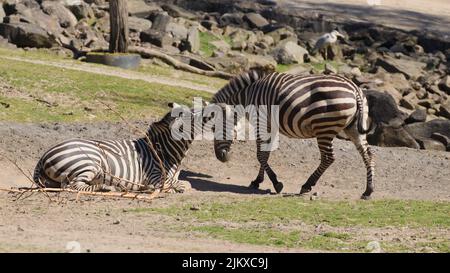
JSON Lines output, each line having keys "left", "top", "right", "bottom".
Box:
{"left": 0, "top": 187, "right": 162, "bottom": 202}
{"left": 129, "top": 46, "right": 233, "bottom": 79}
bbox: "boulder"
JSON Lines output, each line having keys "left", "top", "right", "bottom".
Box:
{"left": 430, "top": 133, "right": 450, "bottom": 150}
{"left": 207, "top": 54, "right": 249, "bottom": 74}
{"left": 243, "top": 53, "right": 277, "bottom": 69}
{"left": 0, "top": 22, "right": 57, "bottom": 48}
{"left": 438, "top": 76, "right": 450, "bottom": 94}
{"left": 405, "top": 119, "right": 450, "bottom": 140}
{"left": 415, "top": 138, "right": 446, "bottom": 151}
{"left": 405, "top": 109, "right": 427, "bottom": 124}
{"left": 367, "top": 123, "right": 420, "bottom": 149}
{"left": 128, "top": 17, "right": 152, "bottom": 33}
{"left": 41, "top": 1, "right": 78, "bottom": 28}
{"left": 128, "top": 0, "right": 161, "bottom": 18}
{"left": 364, "top": 90, "right": 408, "bottom": 126}
{"left": 265, "top": 27, "right": 297, "bottom": 45}
{"left": 150, "top": 12, "right": 172, "bottom": 32}
{"left": 438, "top": 100, "right": 450, "bottom": 119}
{"left": 184, "top": 26, "right": 199, "bottom": 53}
{"left": 243, "top": 13, "right": 269, "bottom": 29}
{"left": 165, "top": 21, "right": 188, "bottom": 40}
{"left": 324, "top": 63, "right": 337, "bottom": 74}
{"left": 271, "top": 40, "right": 308, "bottom": 64}
{"left": 399, "top": 92, "right": 417, "bottom": 110}
{"left": 219, "top": 13, "right": 244, "bottom": 27}
{"left": 161, "top": 4, "right": 196, "bottom": 20}
{"left": 140, "top": 29, "right": 172, "bottom": 48}
{"left": 375, "top": 55, "right": 426, "bottom": 80}
{"left": 68, "top": 3, "right": 94, "bottom": 20}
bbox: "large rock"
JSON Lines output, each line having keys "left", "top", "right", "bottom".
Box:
{"left": 0, "top": 22, "right": 57, "bottom": 48}
{"left": 128, "top": 0, "right": 161, "bottom": 18}
{"left": 161, "top": 4, "right": 196, "bottom": 20}
{"left": 415, "top": 138, "right": 446, "bottom": 151}
{"left": 405, "top": 119, "right": 450, "bottom": 140}
{"left": 184, "top": 26, "right": 199, "bottom": 53}
{"left": 271, "top": 40, "right": 308, "bottom": 64}
{"left": 364, "top": 90, "right": 408, "bottom": 126}
{"left": 219, "top": 13, "right": 244, "bottom": 27}
{"left": 150, "top": 12, "right": 172, "bottom": 32}
{"left": 41, "top": 1, "right": 78, "bottom": 28}
{"left": 368, "top": 123, "right": 420, "bottom": 149}
{"left": 405, "top": 109, "right": 427, "bottom": 124}
{"left": 375, "top": 55, "right": 426, "bottom": 80}
{"left": 431, "top": 133, "right": 450, "bottom": 150}
{"left": 67, "top": 2, "right": 94, "bottom": 20}
{"left": 140, "top": 28, "right": 172, "bottom": 48}
{"left": 128, "top": 16, "right": 152, "bottom": 33}
{"left": 243, "top": 53, "right": 277, "bottom": 69}
{"left": 243, "top": 13, "right": 269, "bottom": 29}
{"left": 438, "top": 76, "right": 450, "bottom": 94}
{"left": 165, "top": 21, "right": 188, "bottom": 40}
{"left": 438, "top": 99, "right": 450, "bottom": 119}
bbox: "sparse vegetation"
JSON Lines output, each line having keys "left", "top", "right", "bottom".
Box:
{"left": 130, "top": 198, "right": 450, "bottom": 252}
{"left": 0, "top": 50, "right": 212, "bottom": 122}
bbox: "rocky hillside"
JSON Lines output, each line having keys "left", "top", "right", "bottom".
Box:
{"left": 0, "top": 0, "right": 449, "bottom": 151}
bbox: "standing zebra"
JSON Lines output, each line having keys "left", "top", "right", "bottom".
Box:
{"left": 212, "top": 68, "right": 375, "bottom": 199}
{"left": 33, "top": 103, "right": 214, "bottom": 193}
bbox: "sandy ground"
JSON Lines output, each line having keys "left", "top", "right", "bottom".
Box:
{"left": 0, "top": 121, "right": 449, "bottom": 252}
{"left": 279, "top": 0, "right": 450, "bottom": 36}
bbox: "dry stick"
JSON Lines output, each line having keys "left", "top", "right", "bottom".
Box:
{"left": 0, "top": 187, "right": 160, "bottom": 202}
{"left": 94, "top": 99, "right": 168, "bottom": 192}
{"left": 0, "top": 154, "right": 53, "bottom": 202}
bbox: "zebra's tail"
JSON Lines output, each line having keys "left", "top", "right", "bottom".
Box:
{"left": 355, "top": 87, "right": 372, "bottom": 135}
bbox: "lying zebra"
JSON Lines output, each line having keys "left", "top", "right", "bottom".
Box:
{"left": 212, "top": 68, "right": 375, "bottom": 199}
{"left": 33, "top": 102, "right": 214, "bottom": 193}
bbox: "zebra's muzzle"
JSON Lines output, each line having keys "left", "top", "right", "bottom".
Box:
{"left": 215, "top": 149, "right": 230, "bottom": 163}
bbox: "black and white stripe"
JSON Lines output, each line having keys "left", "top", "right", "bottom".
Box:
{"left": 212, "top": 69, "right": 375, "bottom": 199}
{"left": 33, "top": 105, "right": 207, "bottom": 193}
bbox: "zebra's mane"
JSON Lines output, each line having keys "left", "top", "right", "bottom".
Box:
{"left": 212, "top": 66, "right": 274, "bottom": 104}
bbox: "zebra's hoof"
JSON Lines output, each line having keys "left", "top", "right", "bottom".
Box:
{"left": 299, "top": 186, "right": 311, "bottom": 195}
{"left": 249, "top": 181, "right": 260, "bottom": 189}
{"left": 361, "top": 194, "right": 372, "bottom": 200}
{"left": 274, "top": 182, "right": 284, "bottom": 194}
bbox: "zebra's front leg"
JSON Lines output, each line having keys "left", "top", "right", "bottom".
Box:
{"left": 300, "top": 137, "right": 335, "bottom": 194}
{"left": 250, "top": 139, "right": 284, "bottom": 193}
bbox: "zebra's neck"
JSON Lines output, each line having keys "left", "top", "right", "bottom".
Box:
{"left": 140, "top": 135, "right": 192, "bottom": 178}
{"left": 212, "top": 69, "right": 271, "bottom": 105}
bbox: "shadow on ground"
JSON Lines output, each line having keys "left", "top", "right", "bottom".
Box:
{"left": 180, "top": 170, "right": 271, "bottom": 194}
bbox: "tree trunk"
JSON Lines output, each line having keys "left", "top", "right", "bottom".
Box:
{"left": 109, "top": 0, "right": 129, "bottom": 53}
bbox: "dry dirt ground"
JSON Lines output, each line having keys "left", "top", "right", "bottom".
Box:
{"left": 0, "top": 121, "right": 449, "bottom": 252}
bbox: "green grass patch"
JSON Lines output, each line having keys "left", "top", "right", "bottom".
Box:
{"left": 141, "top": 198, "right": 450, "bottom": 228}
{"left": 130, "top": 198, "right": 450, "bottom": 252}
{"left": 199, "top": 32, "right": 221, "bottom": 57}
{"left": 0, "top": 55, "right": 212, "bottom": 122}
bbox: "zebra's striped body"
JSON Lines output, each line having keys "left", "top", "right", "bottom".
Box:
{"left": 212, "top": 69, "right": 375, "bottom": 199}
{"left": 33, "top": 104, "right": 205, "bottom": 193}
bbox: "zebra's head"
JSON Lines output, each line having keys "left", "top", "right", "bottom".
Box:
{"left": 147, "top": 101, "right": 215, "bottom": 144}
{"left": 211, "top": 103, "right": 237, "bottom": 163}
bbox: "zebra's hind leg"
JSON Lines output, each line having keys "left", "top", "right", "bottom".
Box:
{"left": 300, "top": 136, "right": 335, "bottom": 195}
{"left": 344, "top": 127, "right": 375, "bottom": 200}
{"left": 251, "top": 139, "right": 284, "bottom": 193}
{"left": 67, "top": 170, "right": 102, "bottom": 192}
